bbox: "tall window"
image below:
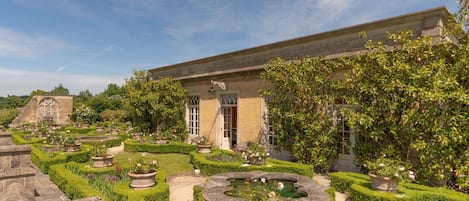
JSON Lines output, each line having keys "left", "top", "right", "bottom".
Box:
{"left": 267, "top": 118, "right": 277, "bottom": 146}
{"left": 188, "top": 96, "right": 199, "bottom": 135}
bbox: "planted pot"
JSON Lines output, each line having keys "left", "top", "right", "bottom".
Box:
{"left": 249, "top": 157, "right": 266, "bottom": 165}
{"left": 64, "top": 143, "right": 81, "bottom": 152}
{"left": 155, "top": 137, "right": 168, "bottom": 144}
{"left": 128, "top": 171, "right": 157, "bottom": 189}
{"left": 369, "top": 173, "right": 398, "bottom": 192}
{"left": 197, "top": 144, "right": 212, "bottom": 154}
{"left": 91, "top": 154, "right": 115, "bottom": 168}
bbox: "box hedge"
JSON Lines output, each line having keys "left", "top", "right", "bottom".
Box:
{"left": 48, "top": 163, "right": 104, "bottom": 200}
{"left": 331, "top": 172, "right": 469, "bottom": 201}
{"left": 193, "top": 185, "right": 206, "bottom": 201}
{"left": 31, "top": 144, "right": 91, "bottom": 173}
{"left": 10, "top": 131, "right": 43, "bottom": 144}
{"left": 189, "top": 150, "right": 313, "bottom": 177}
{"left": 124, "top": 140, "right": 197, "bottom": 154}
{"left": 113, "top": 170, "right": 169, "bottom": 201}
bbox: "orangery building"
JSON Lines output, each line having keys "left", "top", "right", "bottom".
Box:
{"left": 149, "top": 7, "right": 453, "bottom": 172}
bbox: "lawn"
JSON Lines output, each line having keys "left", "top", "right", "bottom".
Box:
{"left": 113, "top": 152, "right": 193, "bottom": 175}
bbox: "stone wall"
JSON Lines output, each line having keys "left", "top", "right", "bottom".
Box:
{"left": 11, "top": 96, "right": 73, "bottom": 126}
{"left": 0, "top": 131, "right": 36, "bottom": 200}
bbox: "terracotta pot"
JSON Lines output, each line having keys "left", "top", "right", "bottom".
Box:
{"left": 155, "top": 138, "right": 168, "bottom": 144}
{"left": 197, "top": 144, "right": 212, "bottom": 154}
{"left": 128, "top": 171, "right": 157, "bottom": 189}
{"left": 63, "top": 143, "right": 81, "bottom": 152}
{"left": 369, "top": 173, "right": 398, "bottom": 192}
{"left": 91, "top": 154, "right": 115, "bottom": 168}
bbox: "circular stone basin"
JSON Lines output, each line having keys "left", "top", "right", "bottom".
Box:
{"left": 201, "top": 171, "right": 329, "bottom": 201}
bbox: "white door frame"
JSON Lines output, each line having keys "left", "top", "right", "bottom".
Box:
{"left": 217, "top": 92, "right": 238, "bottom": 150}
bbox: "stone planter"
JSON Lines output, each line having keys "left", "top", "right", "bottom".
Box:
{"left": 197, "top": 144, "right": 212, "bottom": 154}
{"left": 110, "top": 129, "right": 120, "bottom": 135}
{"left": 155, "top": 137, "right": 168, "bottom": 144}
{"left": 249, "top": 157, "right": 266, "bottom": 165}
{"left": 369, "top": 173, "right": 398, "bottom": 192}
{"left": 95, "top": 127, "right": 105, "bottom": 133}
{"left": 91, "top": 154, "right": 115, "bottom": 168}
{"left": 63, "top": 143, "right": 81, "bottom": 152}
{"left": 128, "top": 171, "right": 157, "bottom": 189}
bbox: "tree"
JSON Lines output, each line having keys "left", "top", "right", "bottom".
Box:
{"left": 123, "top": 70, "right": 187, "bottom": 140}
{"left": 0, "top": 109, "right": 19, "bottom": 127}
{"left": 102, "top": 83, "right": 125, "bottom": 97}
{"left": 50, "top": 83, "right": 70, "bottom": 95}
{"left": 342, "top": 30, "right": 469, "bottom": 191}
{"left": 261, "top": 56, "right": 344, "bottom": 171}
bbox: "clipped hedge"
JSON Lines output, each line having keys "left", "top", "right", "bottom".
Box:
{"left": 124, "top": 140, "right": 197, "bottom": 154}
{"left": 81, "top": 134, "right": 127, "bottom": 148}
{"left": 325, "top": 187, "right": 336, "bottom": 201}
{"left": 331, "top": 172, "right": 469, "bottom": 201}
{"left": 10, "top": 131, "right": 43, "bottom": 145}
{"left": 190, "top": 151, "right": 313, "bottom": 177}
{"left": 193, "top": 185, "right": 206, "bottom": 201}
{"left": 113, "top": 170, "right": 169, "bottom": 201}
{"left": 49, "top": 163, "right": 104, "bottom": 200}
{"left": 330, "top": 171, "right": 369, "bottom": 193}
{"left": 31, "top": 144, "right": 91, "bottom": 173}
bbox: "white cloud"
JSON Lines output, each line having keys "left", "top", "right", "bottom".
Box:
{"left": 0, "top": 67, "right": 127, "bottom": 96}
{"left": 56, "top": 65, "right": 67, "bottom": 72}
{"left": 0, "top": 27, "right": 71, "bottom": 58}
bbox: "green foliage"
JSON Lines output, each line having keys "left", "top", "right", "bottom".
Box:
{"left": 124, "top": 139, "right": 197, "bottom": 154}
{"left": 260, "top": 56, "right": 342, "bottom": 171}
{"left": 189, "top": 150, "right": 313, "bottom": 177}
{"left": 130, "top": 152, "right": 158, "bottom": 174}
{"left": 0, "top": 108, "right": 19, "bottom": 127}
{"left": 72, "top": 103, "right": 98, "bottom": 124}
{"left": 193, "top": 185, "right": 206, "bottom": 201}
{"left": 325, "top": 187, "right": 336, "bottom": 201}
{"left": 31, "top": 144, "right": 91, "bottom": 173}
{"left": 330, "top": 172, "right": 469, "bottom": 201}
{"left": 0, "top": 95, "right": 28, "bottom": 109}
{"left": 342, "top": 30, "right": 469, "bottom": 191}
{"left": 365, "top": 156, "right": 408, "bottom": 179}
{"left": 123, "top": 70, "right": 187, "bottom": 139}
{"left": 48, "top": 164, "right": 104, "bottom": 200}
{"left": 99, "top": 109, "right": 128, "bottom": 123}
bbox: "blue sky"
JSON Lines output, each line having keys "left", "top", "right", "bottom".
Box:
{"left": 0, "top": 0, "right": 460, "bottom": 96}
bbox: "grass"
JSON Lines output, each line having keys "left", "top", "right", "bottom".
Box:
{"left": 113, "top": 152, "right": 193, "bottom": 176}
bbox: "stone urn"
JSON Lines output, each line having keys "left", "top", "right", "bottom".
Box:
{"left": 91, "top": 154, "right": 115, "bottom": 168}
{"left": 197, "top": 144, "right": 212, "bottom": 154}
{"left": 63, "top": 143, "right": 81, "bottom": 152}
{"left": 369, "top": 173, "right": 398, "bottom": 192}
{"left": 128, "top": 171, "right": 157, "bottom": 189}
{"left": 249, "top": 157, "right": 266, "bottom": 165}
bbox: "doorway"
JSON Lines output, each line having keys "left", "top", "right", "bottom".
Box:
{"left": 220, "top": 94, "right": 238, "bottom": 150}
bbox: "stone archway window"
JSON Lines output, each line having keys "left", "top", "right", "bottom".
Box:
{"left": 38, "top": 98, "right": 60, "bottom": 122}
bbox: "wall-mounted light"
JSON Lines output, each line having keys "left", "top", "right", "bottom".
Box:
{"left": 208, "top": 86, "right": 215, "bottom": 95}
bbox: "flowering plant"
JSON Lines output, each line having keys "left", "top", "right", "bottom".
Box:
{"left": 242, "top": 142, "right": 269, "bottom": 165}
{"left": 91, "top": 140, "right": 108, "bottom": 157}
{"left": 365, "top": 155, "right": 414, "bottom": 180}
{"left": 195, "top": 136, "right": 211, "bottom": 145}
{"left": 130, "top": 152, "right": 158, "bottom": 174}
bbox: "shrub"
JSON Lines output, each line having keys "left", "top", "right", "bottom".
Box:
{"left": 330, "top": 172, "right": 369, "bottom": 193}
{"left": 325, "top": 187, "right": 336, "bottom": 201}
{"left": 124, "top": 140, "right": 196, "bottom": 154}
{"left": 190, "top": 150, "right": 313, "bottom": 177}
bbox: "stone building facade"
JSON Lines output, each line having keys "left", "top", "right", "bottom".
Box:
{"left": 11, "top": 96, "right": 73, "bottom": 126}
{"left": 149, "top": 7, "right": 453, "bottom": 171}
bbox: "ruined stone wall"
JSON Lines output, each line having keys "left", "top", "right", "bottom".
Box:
{"left": 11, "top": 96, "right": 73, "bottom": 126}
